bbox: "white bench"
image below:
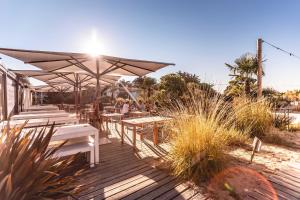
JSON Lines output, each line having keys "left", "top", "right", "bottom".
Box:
{"left": 54, "top": 141, "right": 95, "bottom": 167}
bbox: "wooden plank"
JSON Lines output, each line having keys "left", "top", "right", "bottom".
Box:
{"left": 78, "top": 165, "right": 150, "bottom": 193}
{"left": 105, "top": 173, "right": 169, "bottom": 200}
{"left": 81, "top": 169, "right": 162, "bottom": 200}
{"left": 271, "top": 181, "right": 300, "bottom": 199}
{"left": 154, "top": 183, "right": 190, "bottom": 200}
{"left": 188, "top": 192, "right": 207, "bottom": 200}
{"left": 79, "top": 157, "right": 146, "bottom": 183}
{"left": 138, "top": 179, "right": 181, "bottom": 200}
{"left": 172, "top": 188, "right": 199, "bottom": 200}
{"left": 278, "top": 168, "right": 300, "bottom": 180}
{"left": 79, "top": 165, "right": 153, "bottom": 197}
{"left": 268, "top": 175, "right": 300, "bottom": 190}
{"left": 122, "top": 175, "right": 176, "bottom": 200}
{"left": 247, "top": 190, "right": 273, "bottom": 200}
{"left": 275, "top": 171, "right": 300, "bottom": 184}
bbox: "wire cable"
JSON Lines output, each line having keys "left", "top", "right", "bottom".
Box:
{"left": 262, "top": 40, "right": 300, "bottom": 60}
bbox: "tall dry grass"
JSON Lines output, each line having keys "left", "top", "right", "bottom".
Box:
{"left": 165, "top": 91, "right": 249, "bottom": 182}
{"left": 232, "top": 97, "right": 273, "bottom": 138}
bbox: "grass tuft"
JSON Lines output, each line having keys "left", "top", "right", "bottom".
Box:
{"left": 166, "top": 91, "right": 249, "bottom": 182}
{"left": 232, "top": 98, "right": 273, "bottom": 138}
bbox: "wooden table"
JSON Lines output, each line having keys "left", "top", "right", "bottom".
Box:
{"left": 129, "top": 111, "right": 150, "bottom": 118}
{"left": 51, "top": 124, "right": 99, "bottom": 164}
{"left": 121, "top": 116, "right": 172, "bottom": 149}
{"left": 103, "top": 106, "right": 121, "bottom": 113}
{"left": 1, "top": 116, "right": 79, "bottom": 128}
{"left": 101, "top": 113, "right": 124, "bottom": 131}
{"left": 11, "top": 112, "right": 71, "bottom": 120}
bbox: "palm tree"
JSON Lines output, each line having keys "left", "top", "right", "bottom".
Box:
{"left": 225, "top": 53, "right": 264, "bottom": 97}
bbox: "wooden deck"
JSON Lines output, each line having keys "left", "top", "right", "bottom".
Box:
{"left": 74, "top": 122, "right": 300, "bottom": 200}
{"left": 75, "top": 123, "right": 205, "bottom": 200}
{"left": 247, "top": 163, "right": 300, "bottom": 200}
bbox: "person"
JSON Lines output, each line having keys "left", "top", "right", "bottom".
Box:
{"left": 121, "top": 100, "right": 130, "bottom": 116}
{"left": 138, "top": 100, "right": 145, "bottom": 111}
{"left": 130, "top": 101, "right": 137, "bottom": 111}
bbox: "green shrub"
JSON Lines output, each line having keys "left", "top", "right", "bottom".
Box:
{"left": 274, "top": 114, "right": 293, "bottom": 130}
{"left": 233, "top": 98, "right": 273, "bottom": 138}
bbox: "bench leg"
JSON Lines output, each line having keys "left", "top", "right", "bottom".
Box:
{"left": 90, "top": 148, "right": 95, "bottom": 167}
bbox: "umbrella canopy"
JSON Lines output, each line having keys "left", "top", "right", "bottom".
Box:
{"left": 0, "top": 48, "right": 174, "bottom": 77}
{"left": 10, "top": 69, "right": 120, "bottom": 88}
{"left": 1, "top": 47, "right": 174, "bottom": 114}
{"left": 32, "top": 83, "right": 74, "bottom": 93}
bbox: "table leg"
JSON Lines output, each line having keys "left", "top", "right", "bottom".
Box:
{"left": 153, "top": 123, "right": 158, "bottom": 145}
{"left": 106, "top": 118, "right": 109, "bottom": 131}
{"left": 121, "top": 122, "right": 124, "bottom": 144}
{"left": 133, "top": 126, "right": 136, "bottom": 150}
{"left": 95, "top": 131, "right": 99, "bottom": 164}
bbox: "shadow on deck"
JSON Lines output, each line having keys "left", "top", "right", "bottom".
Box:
{"left": 75, "top": 123, "right": 205, "bottom": 200}
{"left": 75, "top": 122, "right": 300, "bottom": 200}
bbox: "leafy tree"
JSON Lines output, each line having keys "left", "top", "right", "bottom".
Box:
{"left": 159, "top": 73, "right": 186, "bottom": 99}
{"left": 178, "top": 71, "right": 201, "bottom": 84}
{"left": 158, "top": 72, "right": 215, "bottom": 101}
{"left": 224, "top": 53, "right": 263, "bottom": 97}
{"left": 132, "top": 76, "right": 157, "bottom": 100}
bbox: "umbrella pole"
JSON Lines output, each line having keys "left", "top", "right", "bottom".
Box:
{"left": 75, "top": 73, "right": 79, "bottom": 115}
{"left": 95, "top": 58, "right": 100, "bottom": 116}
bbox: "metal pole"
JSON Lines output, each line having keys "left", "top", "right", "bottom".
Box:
{"left": 257, "top": 38, "right": 263, "bottom": 98}
{"left": 75, "top": 73, "right": 79, "bottom": 114}
{"left": 95, "top": 58, "right": 100, "bottom": 116}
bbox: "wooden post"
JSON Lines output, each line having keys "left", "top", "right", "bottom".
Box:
{"left": 132, "top": 126, "right": 136, "bottom": 150}
{"left": 257, "top": 38, "right": 263, "bottom": 98}
{"left": 153, "top": 123, "right": 158, "bottom": 145}
{"left": 121, "top": 121, "right": 124, "bottom": 144}
{"left": 2, "top": 73, "right": 7, "bottom": 120}
{"left": 15, "top": 75, "right": 19, "bottom": 114}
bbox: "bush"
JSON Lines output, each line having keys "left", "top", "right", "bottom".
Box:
{"left": 233, "top": 98, "right": 273, "bottom": 138}
{"left": 274, "top": 114, "right": 293, "bottom": 130}
{"left": 166, "top": 92, "right": 248, "bottom": 182}
{"left": 0, "top": 124, "right": 87, "bottom": 199}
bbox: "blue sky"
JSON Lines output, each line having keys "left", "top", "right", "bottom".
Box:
{"left": 1, "top": 0, "right": 300, "bottom": 91}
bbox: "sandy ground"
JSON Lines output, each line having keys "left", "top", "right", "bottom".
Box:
{"left": 208, "top": 130, "right": 300, "bottom": 200}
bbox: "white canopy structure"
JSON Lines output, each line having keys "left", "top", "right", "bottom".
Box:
{"left": 0, "top": 47, "right": 174, "bottom": 114}
{"left": 0, "top": 48, "right": 174, "bottom": 77}
{"left": 32, "top": 83, "right": 79, "bottom": 93}
{"left": 10, "top": 70, "right": 120, "bottom": 88}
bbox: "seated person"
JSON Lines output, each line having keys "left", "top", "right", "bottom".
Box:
{"left": 121, "top": 100, "right": 130, "bottom": 116}
{"left": 130, "top": 101, "right": 138, "bottom": 111}
{"left": 138, "top": 100, "right": 145, "bottom": 111}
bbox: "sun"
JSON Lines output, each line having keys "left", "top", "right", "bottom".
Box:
{"left": 84, "top": 29, "right": 105, "bottom": 57}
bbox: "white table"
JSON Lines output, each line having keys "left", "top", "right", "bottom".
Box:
{"left": 20, "top": 110, "right": 65, "bottom": 115}
{"left": 1, "top": 116, "right": 79, "bottom": 128}
{"left": 25, "top": 105, "right": 59, "bottom": 111}
{"left": 11, "top": 112, "right": 71, "bottom": 120}
{"left": 51, "top": 124, "right": 99, "bottom": 164}
{"left": 23, "top": 124, "right": 100, "bottom": 165}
